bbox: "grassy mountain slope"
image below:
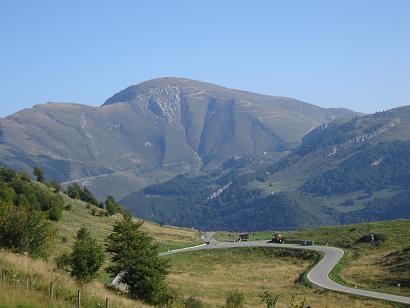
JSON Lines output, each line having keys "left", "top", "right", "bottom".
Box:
{"left": 216, "top": 219, "right": 410, "bottom": 297}
{"left": 0, "top": 77, "right": 358, "bottom": 199}
{"left": 166, "top": 248, "right": 393, "bottom": 307}
{"left": 0, "top": 169, "right": 201, "bottom": 306}
{"left": 121, "top": 106, "right": 410, "bottom": 231}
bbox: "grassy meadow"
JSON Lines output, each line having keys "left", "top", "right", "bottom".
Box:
{"left": 0, "top": 249, "right": 148, "bottom": 308}
{"left": 215, "top": 220, "right": 410, "bottom": 297}
{"left": 0, "top": 186, "right": 202, "bottom": 306}
{"left": 166, "top": 247, "right": 395, "bottom": 307}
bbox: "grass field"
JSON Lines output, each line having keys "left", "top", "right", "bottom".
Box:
{"left": 53, "top": 192, "right": 202, "bottom": 285}
{"left": 166, "top": 247, "right": 394, "bottom": 307}
{"left": 0, "top": 250, "right": 148, "bottom": 308}
{"left": 215, "top": 220, "right": 410, "bottom": 297}
{"left": 55, "top": 193, "right": 202, "bottom": 256}
{"left": 0, "top": 187, "right": 202, "bottom": 306}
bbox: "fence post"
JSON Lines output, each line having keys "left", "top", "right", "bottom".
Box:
{"left": 105, "top": 298, "right": 110, "bottom": 308}
{"left": 49, "top": 282, "right": 54, "bottom": 299}
{"left": 77, "top": 289, "right": 81, "bottom": 308}
{"left": 25, "top": 276, "right": 29, "bottom": 290}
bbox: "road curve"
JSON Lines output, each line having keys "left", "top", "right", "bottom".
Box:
{"left": 112, "top": 232, "right": 410, "bottom": 305}
{"left": 158, "top": 233, "right": 410, "bottom": 305}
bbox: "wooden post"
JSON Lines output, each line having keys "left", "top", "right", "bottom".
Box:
{"left": 77, "top": 289, "right": 81, "bottom": 308}
{"left": 3, "top": 270, "right": 6, "bottom": 284}
{"left": 49, "top": 282, "right": 54, "bottom": 299}
{"left": 25, "top": 276, "right": 29, "bottom": 290}
{"left": 105, "top": 298, "right": 110, "bottom": 308}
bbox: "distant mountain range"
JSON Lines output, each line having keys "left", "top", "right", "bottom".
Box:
{"left": 121, "top": 106, "right": 410, "bottom": 231}
{"left": 0, "top": 77, "right": 357, "bottom": 199}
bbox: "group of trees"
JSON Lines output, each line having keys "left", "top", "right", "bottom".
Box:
{"left": 0, "top": 165, "right": 172, "bottom": 305}
{"left": 57, "top": 213, "right": 171, "bottom": 305}
{"left": 66, "top": 183, "right": 123, "bottom": 216}
{"left": 65, "top": 183, "right": 100, "bottom": 206}
{"left": 0, "top": 167, "right": 63, "bottom": 257}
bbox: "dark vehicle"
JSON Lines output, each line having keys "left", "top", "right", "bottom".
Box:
{"left": 238, "top": 233, "right": 249, "bottom": 242}
{"left": 272, "top": 234, "right": 284, "bottom": 244}
{"left": 303, "top": 240, "right": 315, "bottom": 246}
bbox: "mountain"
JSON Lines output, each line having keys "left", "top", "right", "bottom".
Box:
{"left": 0, "top": 77, "right": 357, "bottom": 199}
{"left": 121, "top": 106, "right": 410, "bottom": 231}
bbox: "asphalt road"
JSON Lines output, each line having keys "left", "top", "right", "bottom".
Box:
{"left": 158, "top": 232, "right": 410, "bottom": 305}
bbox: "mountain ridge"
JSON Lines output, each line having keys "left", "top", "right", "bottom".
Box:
{"left": 0, "top": 77, "right": 358, "bottom": 199}
{"left": 121, "top": 105, "right": 410, "bottom": 231}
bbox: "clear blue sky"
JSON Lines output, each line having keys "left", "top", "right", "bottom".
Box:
{"left": 1, "top": 1, "right": 409, "bottom": 117}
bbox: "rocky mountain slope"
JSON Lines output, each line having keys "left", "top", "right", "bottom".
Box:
{"left": 122, "top": 106, "right": 410, "bottom": 230}
{"left": 0, "top": 77, "right": 357, "bottom": 199}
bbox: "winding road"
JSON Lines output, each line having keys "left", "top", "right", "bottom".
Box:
{"left": 112, "top": 232, "right": 410, "bottom": 305}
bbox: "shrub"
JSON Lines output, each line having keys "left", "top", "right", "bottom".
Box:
{"left": 58, "top": 227, "right": 105, "bottom": 283}
{"left": 260, "top": 291, "right": 280, "bottom": 308}
{"left": 64, "top": 204, "right": 72, "bottom": 211}
{"left": 0, "top": 203, "right": 55, "bottom": 258}
{"left": 33, "top": 167, "right": 44, "bottom": 183}
{"left": 225, "top": 290, "right": 245, "bottom": 308}
{"left": 185, "top": 295, "right": 204, "bottom": 308}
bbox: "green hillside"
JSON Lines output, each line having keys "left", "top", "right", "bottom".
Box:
{"left": 0, "top": 166, "right": 201, "bottom": 306}
{"left": 122, "top": 106, "right": 410, "bottom": 231}
{"left": 216, "top": 219, "right": 410, "bottom": 297}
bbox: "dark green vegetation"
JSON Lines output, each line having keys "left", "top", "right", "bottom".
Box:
{"left": 0, "top": 77, "right": 357, "bottom": 200}
{"left": 217, "top": 220, "right": 410, "bottom": 296}
{"left": 106, "top": 214, "right": 171, "bottom": 305}
{"left": 123, "top": 106, "right": 410, "bottom": 231}
{"left": 0, "top": 167, "right": 64, "bottom": 257}
{"left": 57, "top": 227, "right": 105, "bottom": 283}
{"left": 66, "top": 182, "right": 99, "bottom": 206}
{"left": 0, "top": 165, "right": 204, "bottom": 307}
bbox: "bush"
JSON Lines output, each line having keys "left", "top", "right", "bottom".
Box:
{"left": 58, "top": 227, "right": 105, "bottom": 283}
{"left": 64, "top": 204, "right": 72, "bottom": 211}
{"left": 0, "top": 202, "right": 55, "bottom": 258}
{"left": 48, "top": 180, "right": 61, "bottom": 192}
{"left": 185, "top": 295, "right": 204, "bottom": 308}
{"left": 105, "top": 195, "right": 123, "bottom": 215}
{"left": 260, "top": 291, "right": 280, "bottom": 308}
{"left": 225, "top": 290, "right": 245, "bottom": 308}
{"left": 33, "top": 167, "right": 44, "bottom": 183}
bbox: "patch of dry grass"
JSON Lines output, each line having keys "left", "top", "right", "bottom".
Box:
{"left": 339, "top": 249, "right": 409, "bottom": 297}
{"left": 0, "top": 250, "right": 148, "bottom": 307}
{"left": 166, "top": 248, "right": 393, "bottom": 308}
{"left": 55, "top": 194, "right": 201, "bottom": 257}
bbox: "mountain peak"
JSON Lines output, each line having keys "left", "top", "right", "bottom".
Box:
{"left": 102, "top": 77, "right": 230, "bottom": 107}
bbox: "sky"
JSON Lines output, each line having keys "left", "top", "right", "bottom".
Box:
{"left": 0, "top": 1, "right": 409, "bottom": 117}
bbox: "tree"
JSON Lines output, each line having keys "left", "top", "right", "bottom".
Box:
{"left": 225, "top": 290, "right": 245, "bottom": 308}
{"left": 105, "top": 195, "right": 123, "bottom": 215}
{"left": 59, "top": 227, "right": 105, "bottom": 283}
{"left": 260, "top": 291, "right": 280, "bottom": 308}
{"left": 0, "top": 203, "right": 55, "bottom": 258}
{"left": 105, "top": 214, "right": 170, "bottom": 304}
{"left": 33, "top": 167, "right": 44, "bottom": 183}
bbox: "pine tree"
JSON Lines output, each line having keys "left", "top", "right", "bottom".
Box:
{"left": 105, "top": 213, "right": 170, "bottom": 304}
